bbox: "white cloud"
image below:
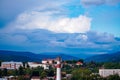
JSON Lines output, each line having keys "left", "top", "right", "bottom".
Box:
{"left": 13, "top": 10, "right": 91, "bottom": 33}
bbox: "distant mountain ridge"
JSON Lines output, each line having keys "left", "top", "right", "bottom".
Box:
{"left": 0, "top": 50, "right": 78, "bottom": 62}
{"left": 85, "top": 51, "right": 120, "bottom": 62}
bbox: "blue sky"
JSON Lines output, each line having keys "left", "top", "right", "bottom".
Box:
{"left": 0, "top": 0, "right": 120, "bottom": 56}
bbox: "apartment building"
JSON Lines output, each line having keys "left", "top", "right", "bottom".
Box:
{"left": 99, "top": 69, "right": 120, "bottom": 77}
{"left": 1, "top": 61, "right": 23, "bottom": 69}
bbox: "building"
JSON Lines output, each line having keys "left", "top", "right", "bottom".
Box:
{"left": 99, "top": 69, "right": 120, "bottom": 77}
{"left": 31, "top": 76, "right": 40, "bottom": 80}
{"left": 0, "top": 78, "right": 7, "bottom": 80}
{"left": 56, "top": 57, "right": 61, "bottom": 80}
{"left": 42, "top": 59, "right": 55, "bottom": 64}
{"left": 28, "top": 62, "right": 49, "bottom": 70}
{"left": 76, "top": 62, "right": 83, "bottom": 66}
{"left": 1, "top": 61, "right": 23, "bottom": 69}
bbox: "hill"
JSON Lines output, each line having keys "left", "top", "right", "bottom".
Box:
{"left": 0, "top": 50, "right": 78, "bottom": 62}
{"left": 85, "top": 51, "right": 120, "bottom": 62}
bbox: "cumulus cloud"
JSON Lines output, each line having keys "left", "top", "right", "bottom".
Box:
{"left": 81, "top": 0, "right": 120, "bottom": 7}
{"left": 11, "top": 10, "right": 92, "bottom": 33}
{"left": 1, "top": 0, "right": 92, "bottom": 33}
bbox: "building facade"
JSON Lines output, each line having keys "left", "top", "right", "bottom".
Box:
{"left": 42, "top": 59, "right": 54, "bottom": 64}
{"left": 1, "top": 61, "right": 23, "bottom": 69}
{"left": 28, "top": 62, "right": 49, "bottom": 70}
{"left": 99, "top": 69, "right": 120, "bottom": 77}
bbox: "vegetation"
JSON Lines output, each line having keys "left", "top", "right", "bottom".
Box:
{"left": 103, "top": 62, "right": 120, "bottom": 69}
{"left": 0, "top": 59, "right": 120, "bottom": 80}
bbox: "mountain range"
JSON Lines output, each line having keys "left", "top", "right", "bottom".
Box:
{"left": 0, "top": 50, "right": 78, "bottom": 62}
{"left": 0, "top": 50, "right": 120, "bottom": 62}
{"left": 85, "top": 51, "right": 120, "bottom": 62}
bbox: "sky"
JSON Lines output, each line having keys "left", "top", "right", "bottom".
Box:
{"left": 0, "top": 0, "right": 120, "bottom": 56}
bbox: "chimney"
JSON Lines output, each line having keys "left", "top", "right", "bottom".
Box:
{"left": 56, "top": 57, "right": 61, "bottom": 80}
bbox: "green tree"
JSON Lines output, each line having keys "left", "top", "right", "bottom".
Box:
{"left": 40, "top": 71, "right": 47, "bottom": 79}
{"left": 47, "top": 69, "right": 55, "bottom": 77}
{"left": 18, "top": 75, "right": 24, "bottom": 80}
{"left": 104, "top": 62, "right": 120, "bottom": 69}
{"left": 107, "top": 74, "right": 120, "bottom": 80}
{"left": 0, "top": 60, "right": 2, "bottom": 66}
{"left": 18, "top": 66, "right": 24, "bottom": 75}
{"left": 78, "top": 59, "right": 84, "bottom": 63}
{"left": 0, "top": 69, "right": 2, "bottom": 77}
{"left": 2, "top": 68, "right": 8, "bottom": 76}
{"left": 25, "top": 68, "right": 31, "bottom": 75}
{"left": 71, "top": 68, "right": 91, "bottom": 80}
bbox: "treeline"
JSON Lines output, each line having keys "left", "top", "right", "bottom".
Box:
{"left": 71, "top": 68, "right": 120, "bottom": 80}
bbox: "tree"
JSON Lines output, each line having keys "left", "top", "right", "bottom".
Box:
{"left": 0, "top": 60, "right": 2, "bottom": 66}
{"left": 18, "top": 76, "right": 25, "bottom": 80}
{"left": 22, "top": 62, "right": 26, "bottom": 68}
{"left": 107, "top": 74, "right": 120, "bottom": 80}
{"left": 40, "top": 71, "right": 47, "bottom": 79}
{"left": 71, "top": 68, "right": 91, "bottom": 80}
{"left": 18, "top": 66, "right": 24, "bottom": 75}
{"left": 78, "top": 59, "right": 84, "bottom": 63}
{"left": 24, "top": 68, "right": 31, "bottom": 75}
{"left": 47, "top": 69, "right": 55, "bottom": 77}
{"left": 32, "top": 71, "right": 39, "bottom": 76}
{"left": 0, "top": 69, "right": 2, "bottom": 77}
{"left": 104, "top": 62, "right": 120, "bottom": 69}
{"left": 2, "top": 68, "right": 8, "bottom": 76}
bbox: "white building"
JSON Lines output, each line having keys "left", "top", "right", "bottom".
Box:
{"left": 28, "top": 62, "right": 49, "bottom": 70}
{"left": 42, "top": 59, "right": 54, "bottom": 64}
{"left": 31, "top": 76, "right": 40, "bottom": 80}
{"left": 0, "top": 78, "right": 7, "bottom": 80}
{"left": 99, "top": 69, "right": 120, "bottom": 77}
{"left": 1, "top": 61, "right": 23, "bottom": 69}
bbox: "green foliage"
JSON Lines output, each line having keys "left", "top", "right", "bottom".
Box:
{"left": 24, "top": 68, "right": 32, "bottom": 75}
{"left": 18, "top": 66, "right": 24, "bottom": 75}
{"left": 62, "top": 64, "right": 73, "bottom": 74}
{"left": 104, "top": 62, "right": 120, "bottom": 69}
{"left": 107, "top": 74, "right": 120, "bottom": 80}
{"left": 78, "top": 59, "right": 84, "bottom": 63}
{"left": 71, "top": 68, "right": 92, "bottom": 80}
{"left": 2, "top": 68, "right": 8, "bottom": 76}
{"left": 47, "top": 69, "right": 55, "bottom": 77}
{"left": 8, "top": 70, "right": 18, "bottom": 76}
{"left": 0, "top": 60, "right": 2, "bottom": 66}
{"left": 85, "top": 61, "right": 103, "bottom": 73}
{"left": 40, "top": 71, "right": 47, "bottom": 78}
{"left": 18, "top": 75, "right": 29, "bottom": 80}
{"left": 0, "top": 69, "right": 2, "bottom": 77}
{"left": 32, "top": 71, "right": 39, "bottom": 76}
{"left": 65, "top": 59, "right": 83, "bottom": 64}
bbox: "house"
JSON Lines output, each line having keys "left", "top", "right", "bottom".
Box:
{"left": 76, "top": 62, "right": 83, "bottom": 66}
{"left": 28, "top": 62, "right": 49, "bottom": 70}
{"left": 99, "top": 69, "right": 120, "bottom": 77}
{"left": 1, "top": 61, "right": 23, "bottom": 69}
{"left": 42, "top": 59, "right": 54, "bottom": 64}
{"left": 31, "top": 76, "right": 40, "bottom": 80}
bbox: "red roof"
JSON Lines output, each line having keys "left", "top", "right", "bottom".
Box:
{"left": 76, "top": 62, "right": 83, "bottom": 65}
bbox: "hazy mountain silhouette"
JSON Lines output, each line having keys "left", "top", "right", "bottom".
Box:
{"left": 0, "top": 50, "right": 78, "bottom": 61}
{"left": 85, "top": 51, "right": 120, "bottom": 62}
